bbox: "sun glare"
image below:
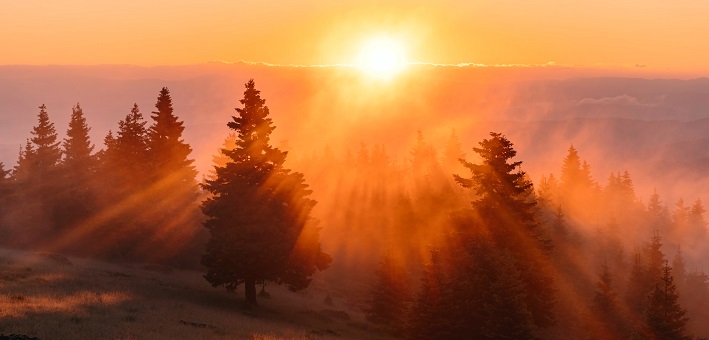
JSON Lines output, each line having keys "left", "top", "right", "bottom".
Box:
{"left": 357, "top": 36, "right": 407, "bottom": 79}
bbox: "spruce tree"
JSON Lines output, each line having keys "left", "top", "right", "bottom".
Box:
{"left": 63, "top": 103, "right": 95, "bottom": 170}
{"left": 645, "top": 262, "right": 690, "bottom": 340}
{"left": 147, "top": 87, "right": 197, "bottom": 190}
{"left": 594, "top": 262, "right": 617, "bottom": 312}
{"left": 366, "top": 252, "right": 411, "bottom": 331}
{"left": 593, "top": 262, "right": 626, "bottom": 337}
{"left": 647, "top": 190, "right": 671, "bottom": 235}
{"left": 19, "top": 105, "right": 63, "bottom": 232}
{"left": 454, "top": 132, "right": 555, "bottom": 329}
{"left": 95, "top": 104, "right": 150, "bottom": 259}
{"left": 626, "top": 253, "right": 647, "bottom": 316}
{"left": 58, "top": 103, "right": 96, "bottom": 232}
{"left": 108, "top": 104, "right": 150, "bottom": 194}
{"left": 30, "top": 104, "right": 62, "bottom": 174}
{"left": 646, "top": 232, "right": 666, "bottom": 284}
{"left": 201, "top": 79, "right": 331, "bottom": 306}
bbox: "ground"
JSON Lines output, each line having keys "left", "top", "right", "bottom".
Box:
{"left": 0, "top": 248, "right": 394, "bottom": 340}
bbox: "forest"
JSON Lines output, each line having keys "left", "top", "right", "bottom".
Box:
{"left": 1, "top": 79, "right": 708, "bottom": 340}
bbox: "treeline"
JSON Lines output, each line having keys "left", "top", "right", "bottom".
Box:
{"left": 0, "top": 88, "right": 203, "bottom": 266}
{"left": 0, "top": 79, "right": 707, "bottom": 339}
{"left": 291, "top": 129, "right": 708, "bottom": 338}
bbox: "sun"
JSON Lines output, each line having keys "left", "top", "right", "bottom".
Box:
{"left": 357, "top": 36, "right": 407, "bottom": 79}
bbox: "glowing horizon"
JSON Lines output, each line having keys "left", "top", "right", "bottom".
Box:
{"left": 2, "top": 1, "right": 709, "bottom": 75}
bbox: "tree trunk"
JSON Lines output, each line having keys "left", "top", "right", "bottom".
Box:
{"left": 245, "top": 278, "right": 258, "bottom": 307}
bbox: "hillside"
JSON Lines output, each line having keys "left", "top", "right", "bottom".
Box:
{"left": 0, "top": 248, "right": 392, "bottom": 340}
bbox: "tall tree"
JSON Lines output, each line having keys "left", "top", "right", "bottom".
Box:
{"left": 106, "top": 103, "right": 150, "bottom": 193}
{"left": 647, "top": 189, "right": 671, "bottom": 236}
{"left": 645, "top": 262, "right": 690, "bottom": 340}
{"left": 454, "top": 132, "right": 555, "bottom": 330}
{"left": 593, "top": 262, "right": 626, "bottom": 337}
{"left": 143, "top": 87, "right": 200, "bottom": 261}
{"left": 147, "top": 87, "right": 197, "bottom": 190}
{"left": 57, "top": 103, "right": 96, "bottom": 232}
{"left": 30, "top": 104, "right": 62, "bottom": 175}
{"left": 687, "top": 199, "right": 707, "bottom": 245}
{"left": 201, "top": 79, "right": 331, "bottom": 306}
{"left": 63, "top": 103, "right": 95, "bottom": 170}
{"left": 672, "top": 247, "right": 687, "bottom": 292}
{"left": 18, "top": 105, "right": 63, "bottom": 233}
{"left": 366, "top": 252, "right": 411, "bottom": 331}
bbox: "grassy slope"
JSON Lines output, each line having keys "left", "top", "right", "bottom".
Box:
{"left": 0, "top": 249, "right": 394, "bottom": 339}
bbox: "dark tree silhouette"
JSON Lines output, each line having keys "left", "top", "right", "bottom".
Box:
{"left": 407, "top": 238, "right": 535, "bottom": 340}
{"left": 201, "top": 79, "right": 331, "bottom": 306}
{"left": 142, "top": 87, "right": 201, "bottom": 262}
{"left": 13, "top": 105, "right": 63, "bottom": 233}
{"left": 366, "top": 252, "right": 411, "bottom": 331}
{"left": 58, "top": 103, "right": 96, "bottom": 231}
{"left": 594, "top": 262, "right": 617, "bottom": 312}
{"left": 407, "top": 249, "right": 446, "bottom": 340}
{"left": 454, "top": 132, "right": 555, "bottom": 330}
{"left": 147, "top": 87, "right": 197, "bottom": 190}
{"left": 645, "top": 262, "right": 690, "bottom": 340}
{"left": 593, "top": 262, "right": 627, "bottom": 337}
{"left": 63, "top": 103, "right": 95, "bottom": 169}
{"left": 102, "top": 104, "right": 150, "bottom": 197}
{"left": 30, "top": 104, "right": 62, "bottom": 175}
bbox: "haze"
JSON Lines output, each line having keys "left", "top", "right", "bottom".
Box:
{"left": 1, "top": 1, "right": 709, "bottom": 339}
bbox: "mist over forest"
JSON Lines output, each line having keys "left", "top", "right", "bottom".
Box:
{"left": 1, "top": 64, "right": 709, "bottom": 339}
{"left": 2, "top": 63, "right": 707, "bottom": 204}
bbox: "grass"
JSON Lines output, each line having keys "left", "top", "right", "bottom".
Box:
{"left": 0, "top": 248, "right": 395, "bottom": 339}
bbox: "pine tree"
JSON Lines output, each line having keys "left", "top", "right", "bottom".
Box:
{"left": 672, "top": 247, "right": 687, "bottom": 292}
{"left": 18, "top": 105, "right": 63, "bottom": 232}
{"left": 366, "top": 252, "right": 411, "bottom": 331}
{"left": 13, "top": 139, "right": 35, "bottom": 182}
{"left": 105, "top": 104, "right": 150, "bottom": 194}
{"left": 672, "top": 198, "right": 690, "bottom": 240}
{"left": 688, "top": 199, "right": 707, "bottom": 244}
{"left": 627, "top": 253, "right": 647, "bottom": 315}
{"left": 147, "top": 87, "right": 197, "bottom": 190}
{"left": 58, "top": 103, "right": 96, "bottom": 232}
{"left": 647, "top": 190, "right": 671, "bottom": 236}
{"left": 646, "top": 232, "right": 666, "bottom": 287}
{"left": 63, "top": 103, "right": 95, "bottom": 170}
{"left": 407, "top": 248, "right": 446, "bottom": 339}
{"left": 201, "top": 79, "right": 331, "bottom": 306}
{"left": 0, "top": 162, "right": 10, "bottom": 226}
{"left": 30, "top": 104, "right": 62, "bottom": 174}
{"left": 454, "top": 132, "right": 555, "bottom": 329}
{"left": 594, "top": 262, "right": 617, "bottom": 312}
{"left": 143, "top": 87, "right": 200, "bottom": 260}
{"left": 593, "top": 262, "right": 626, "bottom": 337}
{"left": 95, "top": 105, "right": 151, "bottom": 259}
{"left": 645, "top": 262, "right": 690, "bottom": 340}
{"left": 560, "top": 145, "right": 583, "bottom": 190}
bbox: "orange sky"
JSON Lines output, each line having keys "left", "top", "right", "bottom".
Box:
{"left": 2, "top": 1, "right": 709, "bottom": 74}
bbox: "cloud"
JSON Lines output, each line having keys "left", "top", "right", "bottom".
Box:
{"left": 577, "top": 94, "right": 655, "bottom": 107}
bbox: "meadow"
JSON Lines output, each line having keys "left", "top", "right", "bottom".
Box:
{"left": 0, "top": 248, "right": 391, "bottom": 339}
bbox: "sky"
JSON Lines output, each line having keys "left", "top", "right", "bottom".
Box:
{"left": 2, "top": 0, "right": 709, "bottom": 74}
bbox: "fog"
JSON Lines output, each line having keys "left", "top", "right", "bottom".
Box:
{"left": 1, "top": 63, "right": 708, "bottom": 337}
